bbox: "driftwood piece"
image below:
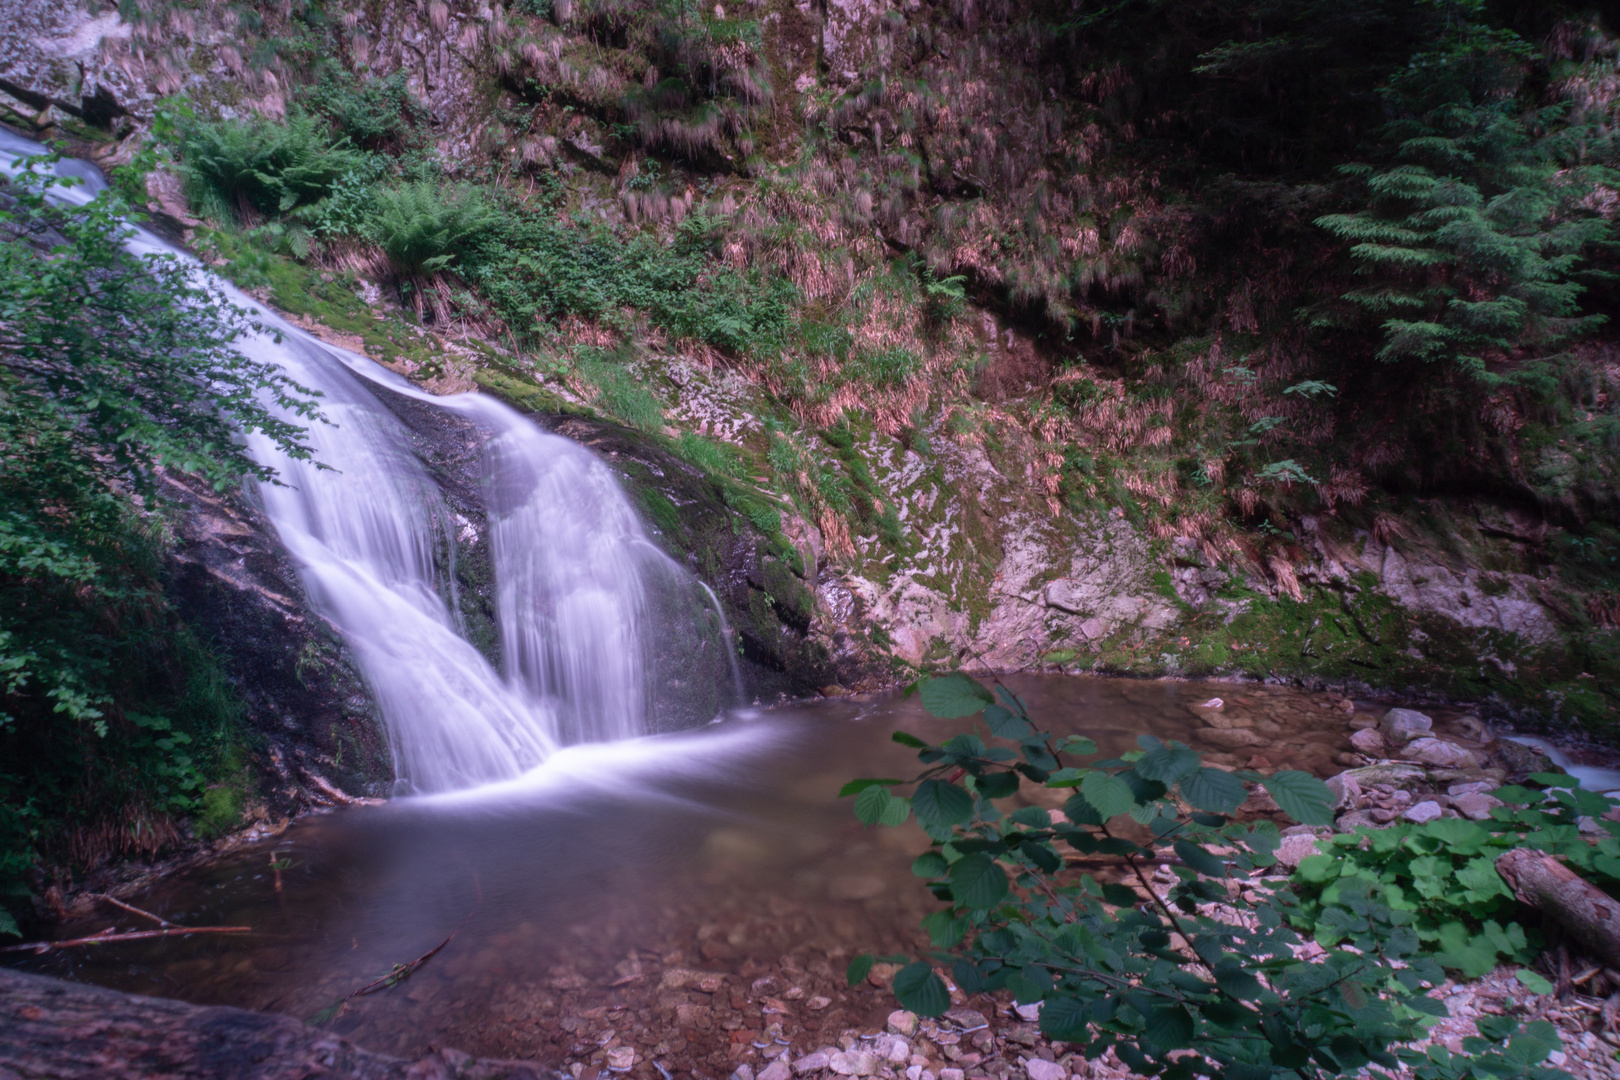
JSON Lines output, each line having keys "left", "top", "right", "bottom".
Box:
{"left": 1497, "top": 847, "right": 1620, "bottom": 970}
{"left": 0, "top": 967, "right": 541, "bottom": 1080}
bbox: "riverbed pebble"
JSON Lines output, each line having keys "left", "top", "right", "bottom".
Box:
{"left": 1403, "top": 737, "right": 1481, "bottom": 769}
{"left": 829, "top": 1050, "right": 880, "bottom": 1075}
{"left": 887, "top": 1011, "right": 919, "bottom": 1036}
{"left": 1451, "top": 792, "right": 1504, "bottom": 820}
{"left": 1024, "top": 1058, "right": 1067, "bottom": 1080}
{"left": 1402, "top": 800, "right": 1445, "bottom": 824}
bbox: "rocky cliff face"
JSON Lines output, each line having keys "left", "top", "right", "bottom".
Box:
{"left": 158, "top": 469, "right": 394, "bottom": 811}
{"left": 2, "top": 0, "right": 1615, "bottom": 736}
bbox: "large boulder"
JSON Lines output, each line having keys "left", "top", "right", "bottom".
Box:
{"left": 1379, "top": 708, "right": 1433, "bottom": 745}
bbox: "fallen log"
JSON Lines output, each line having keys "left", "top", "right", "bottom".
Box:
{"left": 1497, "top": 847, "right": 1620, "bottom": 970}
{"left": 0, "top": 967, "right": 542, "bottom": 1080}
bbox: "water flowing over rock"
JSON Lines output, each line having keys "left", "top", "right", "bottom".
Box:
{"left": 0, "top": 130, "right": 740, "bottom": 796}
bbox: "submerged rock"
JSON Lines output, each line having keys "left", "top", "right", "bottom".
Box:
{"left": 1349, "top": 727, "right": 1387, "bottom": 755}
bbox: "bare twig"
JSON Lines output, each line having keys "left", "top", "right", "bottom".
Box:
{"left": 312, "top": 875, "right": 484, "bottom": 1023}
{"left": 90, "top": 893, "right": 175, "bottom": 928}
{"left": 1, "top": 926, "right": 253, "bottom": 954}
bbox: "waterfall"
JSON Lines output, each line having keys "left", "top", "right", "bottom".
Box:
{"left": 1, "top": 131, "right": 739, "bottom": 794}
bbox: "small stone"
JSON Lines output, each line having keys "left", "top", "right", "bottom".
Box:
{"left": 830, "top": 1052, "right": 881, "bottom": 1076}
{"left": 887, "top": 1011, "right": 920, "bottom": 1037}
{"left": 1380, "top": 708, "right": 1434, "bottom": 744}
{"left": 905, "top": 1069, "right": 923, "bottom": 1080}
{"left": 1449, "top": 781, "right": 1493, "bottom": 796}
{"left": 945, "top": 1008, "right": 989, "bottom": 1032}
{"left": 1344, "top": 762, "right": 1427, "bottom": 788}
{"left": 868, "top": 963, "right": 902, "bottom": 988}
{"left": 806, "top": 996, "right": 832, "bottom": 1010}
{"left": 1349, "top": 728, "right": 1386, "bottom": 755}
{"left": 941, "top": 1070, "right": 965, "bottom": 1080}
{"left": 1276, "top": 832, "right": 1324, "bottom": 868}
{"left": 1451, "top": 792, "right": 1504, "bottom": 821}
{"left": 606, "top": 1048, "right": 637, "bottom": 1071}
{"left": 760, "top": 1062, "right": 792, "bottom": 1080}
{"left": 1198, "top": 708, "right": 1254, "bottom": 730}
{"left": 1025, "top": 1061, "right": 1067, "bottom": 1080}
{"left": 1335, "top": 809, "right": 1389, "bottom": 832}
{"left": 1349, "top": 713, "right": 1381, "bottom": 731}
{"left": 876, "top": 1037, "right": 910, "bottom": 1064}
{"left": 794, "top": 1053, "right": 831, "bottom": 1074}
{"left": 1326, "top": 772, "right": 1363, "bottom": 810}
{"left": 1014, "top": 1003, "right": 1042, "bottom": 1022}
{"left": 1403, "top": 800, "right": 1444, "bottom": 824}
{"left": 733, "top": 1067, "right": 756, "bottom": 1080}
{"left": 1403, "top": 738, "right": 1481, "bottom": 770}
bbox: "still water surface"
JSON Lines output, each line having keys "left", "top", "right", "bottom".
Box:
{"left": 15, "top": 677, "right": 1381, "bottom": 1066}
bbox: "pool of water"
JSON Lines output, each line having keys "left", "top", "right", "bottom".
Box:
{"left": 11, "top": 676, "right": 1412, "bottom": 1071}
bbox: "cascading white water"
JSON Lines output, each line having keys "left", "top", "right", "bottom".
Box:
{"left": 1, "top": 131, "right": 739, "bottom": 793}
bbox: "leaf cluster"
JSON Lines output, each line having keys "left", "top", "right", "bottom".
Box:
{"left": 0, "top": 157, "right": 315, "bottom": 934}
{"left": 843, "top": 672, "right": 1571, "bottom": 1080}
{"left": 1291, "top": 774, "right": 1620, "bottom": 978}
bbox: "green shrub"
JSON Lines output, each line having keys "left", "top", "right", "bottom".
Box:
{"left": 846, "top": 673, "right": 1573, "bottom": 1080}
{"left": 180, "top": 114, "right": 363, "bottom": 221}
{"left": 194, "top": 782, "right": 245, "bottom": 839}
{"left": 574, "top": 346, "right": 665, "bottom": 431}
{"left": 364, "top": 181, "right": 501, "bottom": 277}
{"left": 466, "top": 209, "right": 793, "bottom": 354}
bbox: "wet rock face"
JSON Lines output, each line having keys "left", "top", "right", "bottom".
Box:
{"left": 160, "top": 470, "right": 393, "bottom": 809}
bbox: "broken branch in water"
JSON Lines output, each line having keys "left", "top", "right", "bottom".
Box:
{"left": 0, "top": 925, "right": 253, "bottom": 954}
{"left": 312, "top": 876, "right": 483, "bottom": 1024}
{"left": 90, "top": 893, "right": 175, "bottom": 928}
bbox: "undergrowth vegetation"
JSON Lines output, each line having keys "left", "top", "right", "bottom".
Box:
{"left": 0, "top": 157, "right": 321, "bottom": 935}
{"left": 846, "top": 674, "right": 1582, "bottom": 1079}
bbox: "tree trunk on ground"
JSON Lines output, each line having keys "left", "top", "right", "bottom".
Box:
{"left": 1496, "top": 847, "right": 1620, "bottom": 970}
{"left": 0, "top": 967, "right": 540, "bottom": 1080}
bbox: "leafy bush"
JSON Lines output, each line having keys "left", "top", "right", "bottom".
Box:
{"left": 675, "top": 431, "right": 744, "bottom": 477}
{"left": 1291, "top": 774, "right": 1620, "bottom": 979}
{"left": 574, "top": 345, "right": 665, "bottom": 431}
{"left": 0, "top": 158, "right": 319, "bottom": 932}
{"left": 845, "top": 673, "right": 1571, "bottom": 1080}
{"left": 365, "top": 181, "right": 501, "bottom": 277}
{"left": 467, "top": 209, "right": 793, "bottom": 353}
{"left": 180, "top": 114, "right": 363, "bottom": 221}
